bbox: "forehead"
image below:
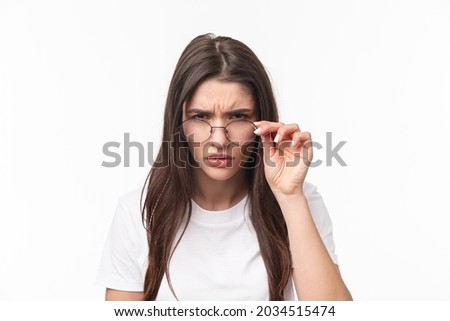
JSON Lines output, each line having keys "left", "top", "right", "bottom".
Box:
{"left": 185, "top": 79, "right": 255, "bottom": 111}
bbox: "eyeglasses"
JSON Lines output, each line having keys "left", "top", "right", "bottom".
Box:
{"left": 180, "top": 119, "right": 257, "bottom": 145}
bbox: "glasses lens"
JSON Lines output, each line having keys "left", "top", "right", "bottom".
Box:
{"left": 181, "top": 119, "right": 211, "bottom": 142}
{"left": 226, "top": 120, "right": 256, "bottom": 145}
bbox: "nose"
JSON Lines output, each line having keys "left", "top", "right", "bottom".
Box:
{"left": 209, "top": 125, "right": 229, "bottom": 146}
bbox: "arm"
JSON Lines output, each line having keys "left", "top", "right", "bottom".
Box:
{"left": 254, "top": 121, "right": 352, "bottom": 300}
{"left": 105, "top": 288, "right": 144, "bottom": 301}
{"left": 276, "top": 193, "right": 352, "bottom": 300}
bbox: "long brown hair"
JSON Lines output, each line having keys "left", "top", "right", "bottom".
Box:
{"left": 141, "top": 33, "right": 291, "bottom": 300}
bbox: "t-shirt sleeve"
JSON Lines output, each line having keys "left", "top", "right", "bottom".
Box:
{"left": 303, "top": 181, "right": 339, "bottom": 265}
{"left": 95, "top": 193, "right": 146, "bottom": 292}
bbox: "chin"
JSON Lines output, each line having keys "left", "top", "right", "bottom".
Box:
{"left": 199, "top": 166, "right": 242, "bottom": 182}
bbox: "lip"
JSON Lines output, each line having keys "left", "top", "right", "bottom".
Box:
{"left": 205, "top": 154, "right": 233, "bottom": 160}
{"left": 204, "top": 154, "right": 234, "bottom": 168}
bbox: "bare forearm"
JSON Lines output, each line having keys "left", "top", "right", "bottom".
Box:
{"left": 276, "top": 193, "right": 352, "bottom": 301}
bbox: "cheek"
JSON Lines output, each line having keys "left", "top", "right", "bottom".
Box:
{"left": 237, "top": 143, "right": 259, "bottom": 164}
{"left": 188, "top": 142, "right": 203, "bottom": 161}
{"left": 231, "top": 144, "right": 255, "bottom": 164}
{"left": 232, "top": 146, "right": 246, "bottom": 159}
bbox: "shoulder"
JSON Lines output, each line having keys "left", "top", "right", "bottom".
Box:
{"left": 302, "top": 180, "right": 319, "bottom": 198}
{"left": 118, "top": 187, "right": 143, "bottom": 209}
{"left": 96, "top": 187, "right": 148, "bottom": 291}
{"left": 112, "top": 187, "right": 147, "bottom": 236}
{"left": 302, "top": 180, "right": 334, "bottom": 234}
{"left": 301, "top": 180, "right": 338, "bottom": 264}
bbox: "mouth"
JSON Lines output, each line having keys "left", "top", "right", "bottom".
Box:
{"left": 204, "top": 155, "right": 233, "bottom": 168}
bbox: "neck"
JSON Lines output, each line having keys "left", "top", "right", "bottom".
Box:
{"left": 192, "top": 169, "right": 249, "bottom": 211}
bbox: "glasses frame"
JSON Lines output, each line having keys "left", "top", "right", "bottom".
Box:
{"left": 179, "top": 118, "right": 257, "bottom": 145}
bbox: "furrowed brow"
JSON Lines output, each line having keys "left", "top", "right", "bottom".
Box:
{"left": 186, "top": 108, "right": 212, "bottom": 115}
{"left": 227, "top": 108, "right": 253, "bottom": 115}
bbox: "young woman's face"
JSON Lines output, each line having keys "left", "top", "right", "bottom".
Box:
{"left": 182, "top": 78, "right": 258, "bottom": 182}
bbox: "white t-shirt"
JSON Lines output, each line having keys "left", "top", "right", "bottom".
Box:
{"left": 95, "top": 181, "right": 338, "bottom": 300}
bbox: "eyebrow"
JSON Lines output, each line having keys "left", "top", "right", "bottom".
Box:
{"left": 186, "top": 108, "right": 254, "bottom": 115}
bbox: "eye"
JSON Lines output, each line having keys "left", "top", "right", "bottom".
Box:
{"left": 193, "top": 113, "right": 207, "bottom": 120}
{"left": 230, "top": 113, "right": 246, "bottom": 120}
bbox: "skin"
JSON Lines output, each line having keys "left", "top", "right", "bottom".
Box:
{"left": 182, "top": 79, "right": 258, "bottom": 210}
{"left": 106, "top": 78, "right": 352, "bottom": 301}
{"left": 255, "top": 120, "right": 353, "bottom": 300}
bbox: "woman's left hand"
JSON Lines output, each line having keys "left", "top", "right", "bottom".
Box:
{"left": 253, "top": 121, "right": 313, "bottom": 197}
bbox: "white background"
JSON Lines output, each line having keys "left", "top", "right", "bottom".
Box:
{"left": 1, "top": 0, "right": 449, "bottom": 300}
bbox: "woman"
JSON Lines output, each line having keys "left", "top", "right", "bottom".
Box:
{"left": 96, "top": 33, "right": 352, "bottom": 301}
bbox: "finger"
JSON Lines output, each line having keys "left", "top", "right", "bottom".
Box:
{"left": 274, "top": 123, "right": 301, "bottom": 143}
{"left": 259, "top": 131, "right": 276, "bottom": 158}
{"left": 253, "top": 121, "right": 285, "bottom": 140}
{"left": 291, "top": 131, "right": 311, "bottom": 149}
{"left": 291, "top": 131, "right": 313, "bottom": 165}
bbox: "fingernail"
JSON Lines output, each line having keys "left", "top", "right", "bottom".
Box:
{"left": 254, "top": 128, "right": 261, "bottom": 134}
{"left": 274, "top": 134, "right": 280, "bottom": 143}
{"left": 254, "top": 121, "right": 261, "bottom": 126}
